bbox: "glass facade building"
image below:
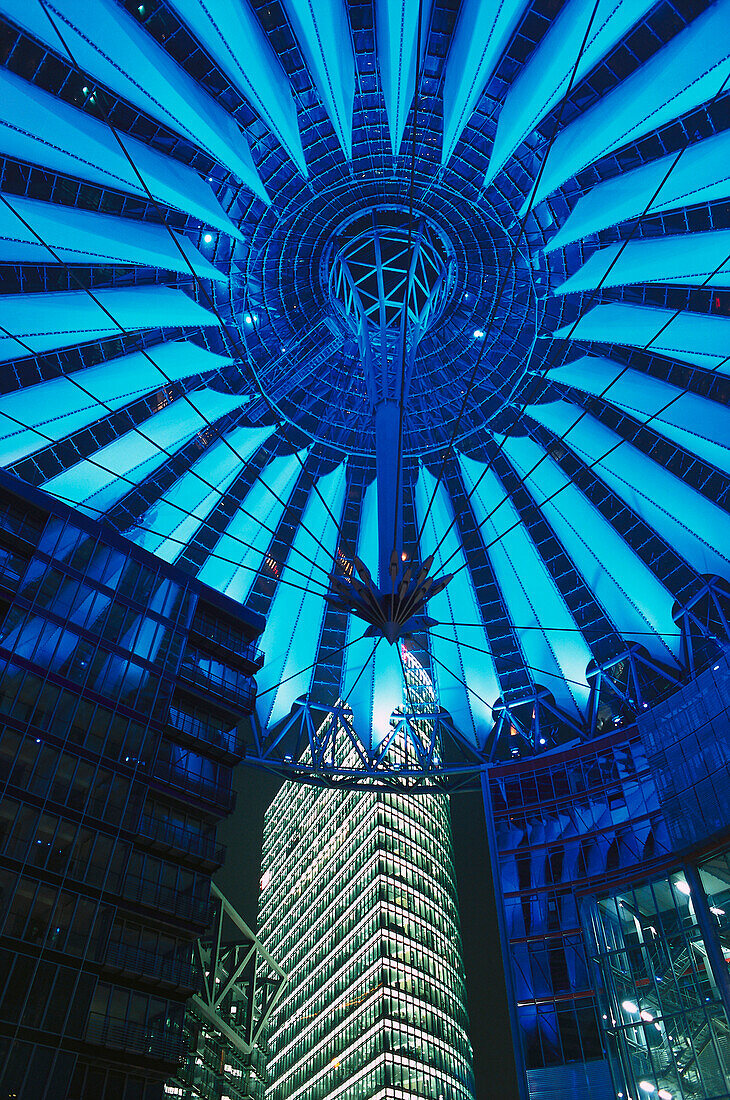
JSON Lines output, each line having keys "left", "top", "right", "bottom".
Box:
{"left": 587, "top": 858, "right": 730, "bottom": 1100}
{"left": 258, "top": 754, "right": 476, "bottom": 1100}
{"left": 486, "top": 651, "right": 730, "bottom": 1100}
{"left": 0, "top": 473, "right": 264, "bottom": 1099}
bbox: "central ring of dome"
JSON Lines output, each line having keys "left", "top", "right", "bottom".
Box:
{"left": 326, "top": 208, "right": 454, "bottom": 337}
{"left": 224, "top": 171, "right": 548, "bottom": 458}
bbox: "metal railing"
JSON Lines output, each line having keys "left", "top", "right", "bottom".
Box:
{"left": 137, "top": 812, "right": 224, "bottom": 864}
{"left": 166, "top": 705, "right": 244, "bottom": 760}
{"left": 189, "top": 612, "right": 264, "bottom": 669}
{"left": 178, "top": 659, "right": 256, "bottom": 710}
{"left": 122, "top": 872, "right": 211, "bottom": 924}
{"left": 85, "top": 1012, "right": 186, "bottom": 1062}
{"left": 152, "top": 756, "right": 236, "bottom": 814}
{"left": 103, "top": 939, "right": 193, "bottom": 988}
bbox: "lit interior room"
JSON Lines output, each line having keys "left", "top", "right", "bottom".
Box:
{"left": 0, "top": 1, "right": 729, "bottom": 1099}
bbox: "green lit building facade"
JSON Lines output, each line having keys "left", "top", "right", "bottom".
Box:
{"left": 257, "top": 748, "right": 477, "bottom": 1100}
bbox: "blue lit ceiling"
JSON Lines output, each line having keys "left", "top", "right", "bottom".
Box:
{"left": 0, "top": 0, "right": 729, "bottom": 788}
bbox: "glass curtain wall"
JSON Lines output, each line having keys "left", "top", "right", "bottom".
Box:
{"left": 586, "top": 850, "right": 730, "bottom": 1100}
{"left": 258, "top": 652, "right": 476, "bottom": 1100}
{"left": 0, "top": 476, "right": 263, "bottom": 1100}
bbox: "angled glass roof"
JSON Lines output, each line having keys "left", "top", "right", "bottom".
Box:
{"left": 0, "top": 0, "right": 729, "bottom": 788}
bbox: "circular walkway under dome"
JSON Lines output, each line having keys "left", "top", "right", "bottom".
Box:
{"left": 0, "top": 0, "right": 729, "bottom": 789}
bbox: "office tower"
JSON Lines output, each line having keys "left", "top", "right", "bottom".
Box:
{"left": 0, "top": 474, "right": 264, "bottom": 1099}
{"left": 0, "top": 2, "right": 730, "bottom": 1099}
{"left": 168, "top": 884, "right": 286, "bottom": 1100}
{"left": 258, "top": 758, "right": 477, "bottom": 1100}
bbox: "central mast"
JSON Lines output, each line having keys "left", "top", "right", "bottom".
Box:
{"left": 330, "top": 208, "right": 450, "bottom": 586}
{"left": 327, "top": 208, "right": 454, "bottom": 642}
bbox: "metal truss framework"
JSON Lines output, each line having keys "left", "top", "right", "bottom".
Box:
{"left": 191, "top": 885, "right": 286, "bottom": 1056}
{"left": 0, "top": 0, "right": 729, "bottom": 789}
{"left": 172, "top": 884, "right": 288, "bottom": 1099}
{"left": 240, "top": 580, "right": 730, "bottom": 792}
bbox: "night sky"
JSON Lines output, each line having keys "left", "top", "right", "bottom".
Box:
{"left": 216, "top": 768, "right": 520, "bottom": 1100}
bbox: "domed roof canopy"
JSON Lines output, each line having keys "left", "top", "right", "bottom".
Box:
{"left": 0, "top": 0, "right": 729, "bottom": 788}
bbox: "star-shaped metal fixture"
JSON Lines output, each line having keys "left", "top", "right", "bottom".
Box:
{"left": 327, "top": 550, "right": 453, "bottom": 644}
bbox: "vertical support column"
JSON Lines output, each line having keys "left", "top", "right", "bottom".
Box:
{"left": 375, "top": 398, "right": 403, "bottom": 587}
{"left": 683, "top": 861, "right": 730, "bottom": 1019}
{"left": 481, "top": 768, "right": 530, "bottom": 1100}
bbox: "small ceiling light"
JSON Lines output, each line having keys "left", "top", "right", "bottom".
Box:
{"left": 639, "top": 1084, "right": 655, "bottom": 1094}
{"left": 621, "top": 1000, "right": 638, "bottom": 1014}
{"left": 675, "top": 880, "right": 691, "bottom": 896}
{"left": 473, "top": 328, "right": 485, "bottom": 339}
{"left": 658, "top": 1091, "right": 672, "bottom": 1099}
{"left": 203, "top": 232, "right": 213, "bottom": 244}
{"left": 640, "top": 1010, "right": 654, "bottom": 1022}
{"left": 244, "top": 313, "right": 253, "bottom": 325}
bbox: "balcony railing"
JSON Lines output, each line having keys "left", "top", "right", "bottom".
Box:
{"left": 137, "top": 812, "right": 224, "bottom": 865}
{"left": 189, "top": 613, "right": 264, "bottom": 670}
{"left": 178, "top": 659, "right": 256, "bottom": 710}
{"left": 102, "top": 939, "right": 194, "bottom": 988}
{"left": 85, "top": 1012, "right": 186, "bottom": 1063}
{"left": 166, "top": 705, "right": 244, "bottom": 761}
{"left": 122, "top": 872, "right": 211, "bottom": 924}
{"left": 152, "top": 756, "right": 236, "bottom": 814}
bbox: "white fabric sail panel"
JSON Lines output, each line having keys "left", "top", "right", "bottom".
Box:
{"left": 0, "top": 194, "right": 225, "bottom": 282}
{"left": 43, "top": 389, "right": 249, "bottom": 516}
{"left": 546, "top": 129, "right": 730, "bottom": 252}
{"left": 281, "top": 0, "right": 354, "bottom": 160}
{"left": 485, "top": 0, "right": 655, "bottom": 189}
{"left": 256, "top": 462, "right": 347, "bottom": 729}
{"left": 459, "top": 453, "right": 591, "bottom": 717}
{"left": 341, "top": 479, "right": 404, "bottom": 751}
{"left": 442, "top": 0, "right": 529, "bottom": 166}
{"left": 498, "top": 431, "right": 680, "bottom": 662}
{"left": 550, "top": 357, "right": 730, "bottom": 474}
{"left": 0, "top": 0, "right": 268, "bottom": 202}
{"left": 0, "top": 340, "right": 231, "bottom": 466}
{"left": 376, "top": 0, "right": 434, "bottom": 157}
{"left": 520, "top": 0, "right": 730, "bottom": 213}
{"left": 554, "top": 303, "right": 730, "bottom": 375}
{"left": 166, "top": 0, "right": 306, "bottom": 175}
{"left": 129, "top": 424, "right": 271, "bottom": 562}
{"left": 526, "top": 399, "right": 730, "bottom": 579}
{"left": 556, "top": 230, "right": 730, "bottom": 295}
{"left": 197, "top": 449, "right": 306, "bottom": 604}
{"left": 0, "top": 67, "right": 240, "bottom": 239}
{"left": 0, "top": 287, "right": 219, "bottom": 364}
{"left": 415, "top": 464, "right": 499, "bottom": 749}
